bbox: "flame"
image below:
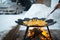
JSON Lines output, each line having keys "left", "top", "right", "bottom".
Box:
{"left": 39, "top": 28, "right": 51, "bottom": 40}
{"left": 27, "top": 30, "right": 34, "bottom": 37}
{"left": 39, "top": 28, "right": 49, "bottom": 37}
{"left": 27, "top": 28, "right": 51, "bottom": 40}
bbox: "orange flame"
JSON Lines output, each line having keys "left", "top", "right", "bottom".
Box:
{"left": 27, "top": 28, "right": 51, "bottom": 40}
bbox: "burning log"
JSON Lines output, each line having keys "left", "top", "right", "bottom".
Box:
{"left": 26, "top": 28, "right": 51, "bottom": 40}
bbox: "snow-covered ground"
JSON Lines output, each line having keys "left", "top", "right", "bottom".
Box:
{"left": 0, "top": 13, "right": 26, "bottom": 32}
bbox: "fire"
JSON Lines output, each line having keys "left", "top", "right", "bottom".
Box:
{"left": 27, "top": 28, "right": 51, "bottom": 40}
{"left": 27, "top": 30, "right": 34, "bottom": 37}
{"left": 39, "top": 28, "right": 49, "bottom": 37}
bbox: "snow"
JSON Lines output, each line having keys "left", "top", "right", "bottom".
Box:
{"left": 23, "top": 4, "right": 52, "bottom": 19}
{"left": 0, "top": 14, "right": 25, "bottom": 32}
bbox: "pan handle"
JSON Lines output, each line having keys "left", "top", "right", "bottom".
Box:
{"left": 45, "top": 3, "right": 60, "bottom": 21}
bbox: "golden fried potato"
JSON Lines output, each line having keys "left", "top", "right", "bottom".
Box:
{"left": 23, "top": 19, "right": 47, "bottom": 26}
{"left": 36, "top": 20, "right": 47, "bottom": 26}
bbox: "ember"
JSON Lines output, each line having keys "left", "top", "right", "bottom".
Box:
{"left": 27, "top": 28, "right": 51, "bottom": 40}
